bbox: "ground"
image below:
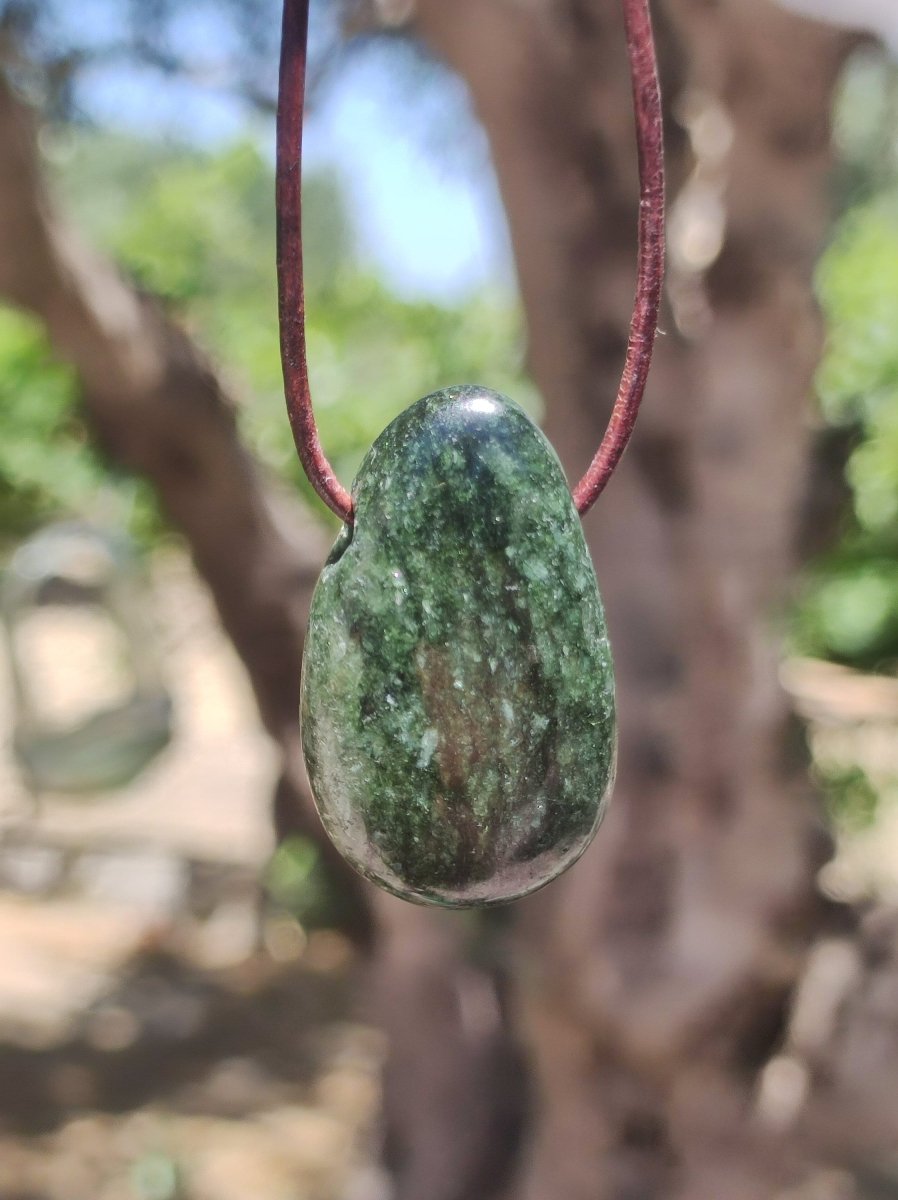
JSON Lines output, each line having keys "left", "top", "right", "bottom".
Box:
{"left": 0, "top": 549, "right": 385, "bottom": 1200}
{"left": 0, "top": 548, "right": 895, "bottom": 1200}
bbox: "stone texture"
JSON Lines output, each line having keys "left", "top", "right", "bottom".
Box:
{"left": 301, "top": 386, "right": 615, "bottom": 906}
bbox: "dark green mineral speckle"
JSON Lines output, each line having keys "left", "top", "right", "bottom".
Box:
{"left": 301, "top": 386, "right": 615, "bottom": 907}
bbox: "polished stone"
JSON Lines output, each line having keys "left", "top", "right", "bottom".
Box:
{"left": 301, "top": 386, "right": 615, "bottom": 907}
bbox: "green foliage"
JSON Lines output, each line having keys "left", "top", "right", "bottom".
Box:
{"left": 0, "top": 306, "right": 103, "bottom": 541}
{"left": 0, "top": 129, "right": 533, "bottom": 540}
{"left": 817, "top": 201, "right": 898, "bottom": 531}
{"left": 791, "top": 55, "right": 898, "bottom": 670}
{"left": 130, "top": 1152, "right": 183, "bottom": 1200}
{"left": 813, "top": 760, "right": 881, "bottom": 834}
{"left": 64, "top": 128, "right": 536, "bottom": 457}
{"left": 265, "top": 836, "right": 358, "bottom": 932}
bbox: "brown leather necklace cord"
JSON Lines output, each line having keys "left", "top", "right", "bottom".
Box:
{"left": 276, "top": 0, "right": 665, "bottom": 524}
{"left": 573, "top": 0, "right": 665, "bottom": 515}
{"left": 277, "top": 0, "right": 353, "bottom": 522}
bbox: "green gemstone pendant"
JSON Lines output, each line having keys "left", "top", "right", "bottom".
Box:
{"left": 301, "top": 386, "right": 616, "bottom": 907}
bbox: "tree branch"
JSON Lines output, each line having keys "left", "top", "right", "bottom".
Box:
{"left": 0, "top": 61, "right": 375, "bottom": 945}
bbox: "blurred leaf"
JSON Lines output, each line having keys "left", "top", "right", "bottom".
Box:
{"left": 792, "top": 55, "right": 898, "bottom": 671}
{"left": 131, "top": 1151, "right": 183, "bottom": 1200}
{"left": 265, "top": 836, "right": 359, "bottom": 932}
{"left": 0, "top": 306, "right": 100, "bottom": 539}
{"left": 813, "top": 761, "right": 880, "bottom": 834}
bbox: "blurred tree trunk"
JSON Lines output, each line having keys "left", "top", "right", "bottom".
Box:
{"left": 396, "top": 1, "right": 867, "bottom": 1197}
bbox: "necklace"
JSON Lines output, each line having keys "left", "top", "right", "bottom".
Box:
{"left": 277, "top": 0, "right": 665, "bottom": 907}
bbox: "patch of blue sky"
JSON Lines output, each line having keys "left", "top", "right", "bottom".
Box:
{"left": 70, "top": 9, "right": 511, "bottom": 302}
{"left": 304, "top": 49, "right": 513, "bottom": 301}
{"left": 76, "top": 61, "right": 250, "bottom": 145}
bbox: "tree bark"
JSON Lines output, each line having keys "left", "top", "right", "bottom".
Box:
{"left": 0, "top": 61, "right": 376, "bottom": 942}
{"left": 400, "top": 1, "right": 872, "bottom": 1196}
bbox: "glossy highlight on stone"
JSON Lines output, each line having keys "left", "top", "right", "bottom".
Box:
{"left": 301, "top": 386, "right": 616, "bottom": 907}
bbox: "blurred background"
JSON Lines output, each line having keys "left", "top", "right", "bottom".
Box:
{"left": 1, "top": 1, "right": 898, "bottom": 1198}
